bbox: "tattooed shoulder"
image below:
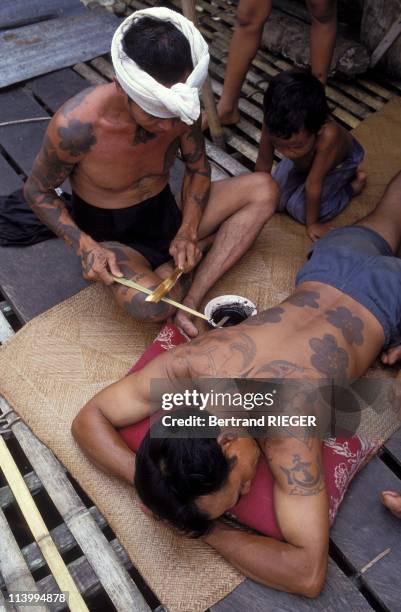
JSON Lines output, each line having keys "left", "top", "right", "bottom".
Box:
{"left": 280, "top": 453, "right": 324, "bottom": 496}
{"left": 60, "top": 87, "right": 97, "bottom": 117}
{"left": 58, "top": 119, "right": 97, "bottom": 157}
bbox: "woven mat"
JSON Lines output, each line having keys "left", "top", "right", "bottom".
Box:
{"left": 0, "top": 97, "right": 400, "bottom": 611}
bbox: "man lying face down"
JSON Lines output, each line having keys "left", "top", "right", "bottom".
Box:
{"left": 73, "top": 171, "right": 401, "bottom": 598}
{"left": 24, "top": 7, "right": 277, "bottom": 338}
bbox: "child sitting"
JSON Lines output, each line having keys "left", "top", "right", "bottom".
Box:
{"left": 256, "top": 70, "right": 366, "bottom": 241}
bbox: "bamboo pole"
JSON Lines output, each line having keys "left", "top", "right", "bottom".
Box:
{"left": 181, "top": 0, "right": 225, "bottom": 148}
{"left": 0, "top": 436, "right": 89, "bottom": 612}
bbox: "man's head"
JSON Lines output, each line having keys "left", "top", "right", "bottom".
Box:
{"left": 263, "top": 70, "right": 330, "bottom": 160}
{"left": 111, "top": 7, "right": 209, "bottom": 127}
{"left": 122, "top": 17, "right": 193, "bottom": 87}
{"left": 134, "top": 410, "right": 260, "bottom": 537}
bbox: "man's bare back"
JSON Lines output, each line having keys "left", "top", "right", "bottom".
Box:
{"left": 150, "top": 281, "right": 384, "bottom": 384}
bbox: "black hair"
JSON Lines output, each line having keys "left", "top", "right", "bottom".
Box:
{"left": 263, "top": 70, "right": 330, "bottom": 138}
{"left": 122, "top": 17, "right": 193, "bottom": 85}
{"left": 134, "top": 409, "right": 235, "bottom": 537}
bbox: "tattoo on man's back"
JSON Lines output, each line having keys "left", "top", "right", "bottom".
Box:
{"left": 309, "top": 334, "right": 349, "bottom": 377}
{"left": 253, "top": 360, "right": 307, "bottom": 378}
{"left": 325, "top": 307, "right": 364, "bottom": 346}
{"left": 58, "top": 119, "right": 97, "bottom": 156}
{"left": 287, "top": 290, "right": 320, "bottom": 309}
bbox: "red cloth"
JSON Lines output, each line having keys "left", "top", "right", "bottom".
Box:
{"left": 119, "top": 323, "right": 376, "bottom": 538}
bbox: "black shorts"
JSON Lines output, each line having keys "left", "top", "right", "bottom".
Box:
{"left": 71, "top": 185, "right": 182, "bottom": 269}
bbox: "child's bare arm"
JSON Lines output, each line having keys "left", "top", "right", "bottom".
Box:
{"left": 255, "top": 122, "right": 274, "bottom": 173}
{"left": 305, "top": 127, "right": 343, "bottom": 240}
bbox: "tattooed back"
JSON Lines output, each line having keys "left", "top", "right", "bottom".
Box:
{"left": 169, "top": 282, "right": 385, "bottom": 381}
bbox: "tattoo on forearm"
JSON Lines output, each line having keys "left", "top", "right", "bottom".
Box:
{"left": 309, "top": 334, "right": 349, "bottom": 377}
{"left": 243, "top": 307, "right": 284, "bottom": 326}
{"left": 58, "top": 119, "right": 97, "bottom": 156}
{"left": 286, "top": 291, "right": 320, "bottom": 309}
{"left": 325, "top": 307, "right": 364, "bottom": 346}
{"left": 182, "top": 124, "right": 205, "bottom": 165}
{"left": 280, "top": 453, "right": 324, "bottom": 496}
{"left": 193, "top": 188, "right": 210, "bottom": 211}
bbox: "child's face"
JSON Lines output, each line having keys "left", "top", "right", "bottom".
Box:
{"left": 269, "top": 128, "right": 316, "bottom": 160}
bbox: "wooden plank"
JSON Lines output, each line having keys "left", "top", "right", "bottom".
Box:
{"left": 0, "top": 506, "right": 109, "bottom": 586}
{"left": 73, "top": 63, "right": 108, "bottom": 85}
{"left": 0, "top": 88, "right": 49, "bottom": 176}
{"left": 0, "top": 505, "right": 47, "bottom": 612}
{"left": 0, "top": 471, "right": 43, "bottom": 510}
{"left": 331, "top": 457, "right": 401, "bottom": 610}
{"left": 27, "top": 69, "right": 88, "bottom": 114}
{"left": 0, "top": 10, "right": 120, "bottom": 88}
{"left": 384, "top": 427, "right": 401, "bottom": 465}
{"left": 370, "top": 16, "right": 401, "bottom": 68}
{"left": 0, "top": 154, "right": 22, "bottom": 195}
{"left": 0, "top": 240, "right": 88, "bottom": 324}
{"left": 212, "top": 559, "right": 373, "bottom": 612}
{"left": 0, "top": 399, "right": 151, "bottom": 612}
{"left": 0, "top": 436, "right": 89, "bottom": 611}
{"left": 0, "top": 310, "right": 14, "bottom": 344}
{"left": 0, "top": 0, "right": 86, "bottom": 31}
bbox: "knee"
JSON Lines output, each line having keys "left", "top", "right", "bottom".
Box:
{"left": 237, "top": 2, "right": 271, "bottom": 30}
{"left": 250, "top": 172, "right": 280, "bottom": 217}
{"left": 308, "top": 0, "right": 336, "bottom": 23}
{"left": 118, "top": 290, "right": 174, "bottom": 322}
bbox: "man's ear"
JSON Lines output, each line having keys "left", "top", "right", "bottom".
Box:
{"left": 217, "top": 431, "right": 238, "bottom": 452}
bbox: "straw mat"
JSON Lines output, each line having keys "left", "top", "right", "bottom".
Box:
{"left": 0, "top": 97, "right": 400, "bottom": 611}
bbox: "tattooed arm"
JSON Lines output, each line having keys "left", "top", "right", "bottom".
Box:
{"left": 24, "top": 112, "right": 121, "bottom": 284}
{"left": 169, "top": 117, "right": 211, "bottom": 271}
{"left": 204, "top": 435, "right": 329, "bottom": 597}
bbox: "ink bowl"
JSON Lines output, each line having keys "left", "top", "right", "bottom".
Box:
{"left": 204, "top": 295, "right": 258, "bottom": 328}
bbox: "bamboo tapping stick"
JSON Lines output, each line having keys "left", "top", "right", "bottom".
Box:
{"left": 112, "top": 276, "right": 209, "bottom": 320}
{"left": 181, "top": 0, "right": 225, "bottom": 148}
{"left": 0, "top": 436, "right": 88, "bottom": 611}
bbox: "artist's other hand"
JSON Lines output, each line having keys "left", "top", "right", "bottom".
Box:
{"left": 306, "top": 222, "right": 333, "bottom": 242}
{"left": 80, "top": 242, "right": 123, "bottom": 285}
{"left": 169, "top": 233, "right": 202, "bottom": 272}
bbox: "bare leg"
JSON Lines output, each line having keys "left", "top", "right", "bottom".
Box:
{"left": 355, "top": 170, "right": 401, "bottom": 253}
{"left": 307, "top": 0, "right": 337, "bottom": 84}
{"left": 381, "top": 491, "right": 401, "bottom": 519}
{"left": 103, "top": 242, "right": 189, "bottom": 322}
{"left": 175, "top": 173, "right": 279, "bottom": 336}
{"left": 202, "top": 0, "right": 272, "bottom": 130}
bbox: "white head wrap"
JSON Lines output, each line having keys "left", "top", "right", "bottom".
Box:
{"left": 111, "top": 7, "right": 209, "bottom": 125}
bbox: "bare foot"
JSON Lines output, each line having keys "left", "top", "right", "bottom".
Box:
{"left": 380, "top": 344, "right": 401, "bottom": 365}
{"left": 201, "top": 105, "right": 241, "bottom": 132}
{"left": 381, "top": 491, "right": 401, "bottom": 519}
{"left": 174, "top": 309, "right": 200, "bottom": 338}
{"left": 351, "top": 170, "right": 367, "bottom": 196}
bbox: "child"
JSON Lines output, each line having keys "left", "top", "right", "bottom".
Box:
{"left": 256, "top": 71, "right": 366, "bottom": 241}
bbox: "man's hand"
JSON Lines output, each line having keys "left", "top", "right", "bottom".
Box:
{"left": 81, "top": 242, "right": 123, "bottom": 285}
{"left": 306, "top": 222, "right": 333, "bottom": 242}
{"left": 169, "top": 233, "right": 202, "bottom": 272}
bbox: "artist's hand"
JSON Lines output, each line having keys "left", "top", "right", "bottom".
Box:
{"left": 169, "top": 233, "right": 202, "bottom": 272}
{"left": 306, "top": 222, "right": 333, "bottom": 242}
{"left": 80, "top": 242, "right": 123, "bottom": 285}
